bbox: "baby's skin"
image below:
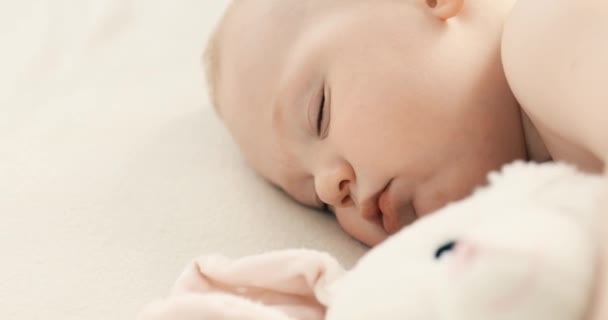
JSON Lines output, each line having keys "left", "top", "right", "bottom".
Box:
{"left": 207, "top": 0, "right": 607, "bottom": 317}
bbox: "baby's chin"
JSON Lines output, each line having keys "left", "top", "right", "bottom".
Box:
{"left": 334, "top": 210, "right": 388, "bottom": 247}
{"left": 357, "top": 230, "right": 388, "bottom": 247}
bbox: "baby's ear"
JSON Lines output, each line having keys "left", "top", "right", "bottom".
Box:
{"left": 423, "top": 0, "right": 464, "bottom": 20}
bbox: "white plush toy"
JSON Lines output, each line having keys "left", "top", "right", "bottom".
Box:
{"left": 327, "top": 162, "right": 604, "bottom": 320}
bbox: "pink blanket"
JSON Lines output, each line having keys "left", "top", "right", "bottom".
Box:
{"left": 137, "top": 250, "right": 345, "bottom": 320}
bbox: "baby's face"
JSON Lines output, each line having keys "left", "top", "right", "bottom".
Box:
{"left": 216, "top": 0, "right": 524, "bottom": 246}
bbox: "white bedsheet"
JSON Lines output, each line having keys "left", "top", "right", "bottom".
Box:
{"left": 0, "top": 2, "right": 366, "bottom": 319}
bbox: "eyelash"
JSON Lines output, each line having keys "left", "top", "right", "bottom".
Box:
{"left": 313, "top": 86, "right": 330, "bottom": 212}
{"left": 316, "top": 92, "right": 325, "bottom": 136}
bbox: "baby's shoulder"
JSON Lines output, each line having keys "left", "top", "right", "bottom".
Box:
{"left": 501, "top": 0, "right": 608, "bottom": 169}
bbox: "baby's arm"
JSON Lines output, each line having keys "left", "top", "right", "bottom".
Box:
{"left": 500, "top": 0, "right": 607, "bottom": 318}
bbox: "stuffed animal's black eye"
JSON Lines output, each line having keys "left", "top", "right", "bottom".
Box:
{"left": 435, "top": 240, "right": 457, "bottom": 260}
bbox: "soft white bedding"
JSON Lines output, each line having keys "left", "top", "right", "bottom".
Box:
{"left": 0, "top": 2, "right": 366, "bottom": 319}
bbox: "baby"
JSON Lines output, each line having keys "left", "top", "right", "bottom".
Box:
{"left": 205, "top": 0, "right": 607, "bottom": 317}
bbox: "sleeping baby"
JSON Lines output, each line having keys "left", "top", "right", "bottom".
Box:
{"left": 205, "top": 0, "right": 608, "bottom": 317}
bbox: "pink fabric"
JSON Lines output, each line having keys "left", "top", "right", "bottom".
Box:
{"left": 137, "top": 249, "right": 345, "bottom": 320}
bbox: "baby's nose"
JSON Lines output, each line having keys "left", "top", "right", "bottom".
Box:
{"left": 326, "top": 180, "right": 354, "bottom": 208}
{"left": 315, "top": 162, "right": 356, "bottom": 208}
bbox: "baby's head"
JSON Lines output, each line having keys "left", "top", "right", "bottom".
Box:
{"left": 206, "top": 0, "right": 525, "bottom": 246}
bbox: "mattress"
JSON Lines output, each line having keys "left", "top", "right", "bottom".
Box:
{"left": 0, "top": 1, "right": 367, "bottom": 319}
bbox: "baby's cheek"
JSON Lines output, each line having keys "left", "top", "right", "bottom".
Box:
{"left": 333, "top": 206, "right": 387, "bottom": 247}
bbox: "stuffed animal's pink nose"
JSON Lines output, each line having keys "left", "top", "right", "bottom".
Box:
{"left": 449, "top": 241, "right": 479, "bottom": 275}
{"left": 445, "top": 240, "right": 541, "bottom": 312}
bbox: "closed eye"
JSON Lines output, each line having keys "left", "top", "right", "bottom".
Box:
{"left": 315, "top": 86, "right": 330, "bottom": 139}
{"left": 316, "top": 92, "right": 325, "bottom": 136}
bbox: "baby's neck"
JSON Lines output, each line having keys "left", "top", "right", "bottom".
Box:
{"left": 520, "top": 110, "right": 552, "bottom": 163}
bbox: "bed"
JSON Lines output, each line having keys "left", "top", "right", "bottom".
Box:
{"left": 0, "top": 2, "right": 367, "bottom": 319}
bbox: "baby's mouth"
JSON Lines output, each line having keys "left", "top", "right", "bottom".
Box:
{"left": 378, "top": 188, "right": 418, "bottom": 235}
{"left": 360, "top": 180, "right": 418, "bottom": 235}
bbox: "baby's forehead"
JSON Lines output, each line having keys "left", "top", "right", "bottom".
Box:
{"left": 220, "top": 0, "right": 350, "bottom": 51}
{"left": 216, "top": 1, "right": 316, "bottom": 114}
{"left": 222, "top": 1, "right": 311, "bottom": 35}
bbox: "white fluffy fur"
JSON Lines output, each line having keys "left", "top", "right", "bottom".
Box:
{"left": 327, "top": 162, "right": 603, "bottom": 320}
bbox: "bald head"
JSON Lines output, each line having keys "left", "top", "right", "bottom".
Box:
{"left": 204, "top": 0, "right": 327, "bottom": 114}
